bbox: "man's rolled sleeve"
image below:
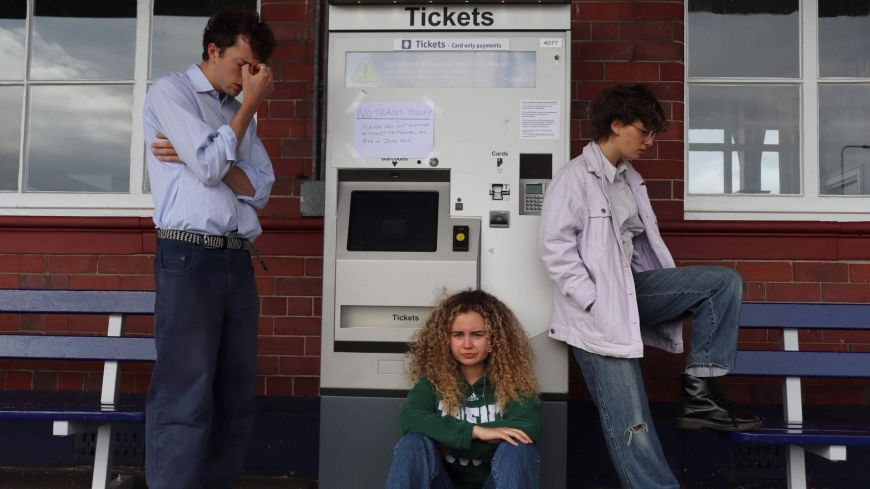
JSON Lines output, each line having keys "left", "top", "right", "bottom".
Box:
{"left": 234, "top": 130, "right": 274, "bottom": 208}
{"left": 235, "top": 162, "right": 273, "bottom": 208}
{"left": 216, "top": 125, "right": 239, "bottom": 164}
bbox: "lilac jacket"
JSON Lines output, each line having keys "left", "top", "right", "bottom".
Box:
{"left": 539, "top": 142, "right": 683, "bottom": 358}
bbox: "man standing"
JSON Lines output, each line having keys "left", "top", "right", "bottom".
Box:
{"left": 142, "top": 11, "right": 275, "bottom": 488}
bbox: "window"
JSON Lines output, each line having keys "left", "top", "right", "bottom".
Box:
{"left": 0, "top": 0, "right": 255, "bottom": 215}
{"left": 686, "top": 0, "right": 870, "bottom": 220}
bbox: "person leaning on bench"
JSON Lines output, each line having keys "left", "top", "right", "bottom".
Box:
{"left": 538, "top": 84, "right": 762, "bottom": 489}
{"left": 142, "top": 10, "right": 276, "bottom": 489}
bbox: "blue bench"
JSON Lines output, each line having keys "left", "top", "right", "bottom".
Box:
{"left": 730, "top": 302, "right": 870, "bottom": 489}
{"left": 0, "top": 289, "right": 156, "bottom": 489}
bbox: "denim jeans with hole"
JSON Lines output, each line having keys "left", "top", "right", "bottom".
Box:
{"left": 385, "top": 433, "right": 540, "bottom": 489}
{"left": 145, "top": 239, "right": 259, "bottom": 489}
{"left": 573, "top": 265, "right": 742, "bottom": 489}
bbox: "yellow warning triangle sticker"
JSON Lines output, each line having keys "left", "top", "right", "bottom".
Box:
{"left": 351, "top": 58, "right": 381, "bottom": 83}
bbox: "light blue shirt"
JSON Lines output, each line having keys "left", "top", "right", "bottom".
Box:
{"left": 143, "top": 64, "right": 274, "bottom": 240}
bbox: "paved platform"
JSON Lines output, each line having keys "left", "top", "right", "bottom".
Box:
{"left": 0, "top": 467, "right": 317, "bottom": 489}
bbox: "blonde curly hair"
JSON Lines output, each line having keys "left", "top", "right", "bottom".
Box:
{"left": 408, "top": 289, "right": 538, "bottom": 415}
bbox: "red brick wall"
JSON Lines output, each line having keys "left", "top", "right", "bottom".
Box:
{"left": 1, "top": 0, "right": 869, "bottom": 406}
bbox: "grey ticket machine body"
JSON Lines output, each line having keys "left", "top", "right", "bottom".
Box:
{"left": 320, "top": 3, "right": 571, "bottom": 487}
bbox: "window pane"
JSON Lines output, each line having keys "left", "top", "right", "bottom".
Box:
{"left": 819, "top": 1, "right": 870, "bottom": 77}
{"left": 30, "top": 0, "right": 136, "bottom": 80}
{"left": 688, "top": 0, "right": 799, "bottom": 78}
{"left": 0, "top": 0, "right": 26, "bottom": 80}
{"left": 26, "top": 85, "right": 132, "bottom": 192}
{"left": 688, "top": 84, "right": 800, "bottom": 195}
{"left": 151, "top": 0, "right": 257, "bottom": 80}
{"left": 688, "top": 151, "right": 726, "bottom": 193}
{"left": 0, "top": 86, "right": 22, "bottom": 190}
{"left": 819, "top": 84, "right": 870, "bottom": 195}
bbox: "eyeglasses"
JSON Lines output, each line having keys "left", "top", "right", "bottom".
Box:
{"left": 629, "top": 123, "right": 657, "bottom": 141}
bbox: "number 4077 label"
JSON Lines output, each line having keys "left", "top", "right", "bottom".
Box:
{"left": 540, "top": 38, "right": 562, "bottom": 48}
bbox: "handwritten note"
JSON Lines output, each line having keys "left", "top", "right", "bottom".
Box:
{"left": 352, "top": 102, "right": 435, "bottom": 158}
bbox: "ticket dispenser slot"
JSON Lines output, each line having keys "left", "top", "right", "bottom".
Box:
{"left": 519, "top": 153, "right": 553, "bottom": 215}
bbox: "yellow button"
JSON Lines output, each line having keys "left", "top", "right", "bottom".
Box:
{"left": 456, "top": 233, "right": 466, "bottom": 242}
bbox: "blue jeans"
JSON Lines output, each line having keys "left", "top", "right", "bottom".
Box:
{"left": 146, "top": 239, "right": 259, "bottom": 489}
{"left": 385, "top": 433, "right": 540, "bottom": 489}
{"left": 573, "top": 265, "right": 742, "bottom": 489}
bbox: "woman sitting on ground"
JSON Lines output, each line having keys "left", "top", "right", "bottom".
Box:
{"left": 385, "top": 289, "right": 542, "bottom": 489}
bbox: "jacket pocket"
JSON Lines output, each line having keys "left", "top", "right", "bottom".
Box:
{"left": 585, "top": 200, "right": 613, "bottom": 249}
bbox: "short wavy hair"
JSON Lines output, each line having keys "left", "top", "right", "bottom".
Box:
{"left": 201, "top": 10, "right": 275, "bottom": 63}
{"left": 408, "top": 289, "right": 538, "bottom": 415}
{"left": 589, "top": 83, "right": 667, "bottom": 141}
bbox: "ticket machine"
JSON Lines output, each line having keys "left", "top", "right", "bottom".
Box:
{"left": 319, "top": 2, "right": 571, "bottom": 487}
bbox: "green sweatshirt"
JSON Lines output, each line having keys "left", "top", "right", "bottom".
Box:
{"left": 398, "top": 375, "right": 542, "bottom": 489}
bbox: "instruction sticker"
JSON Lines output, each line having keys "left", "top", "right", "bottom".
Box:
{"left": 521, "top": 99, "right": 560, "bottom": 140}
{"left": 352, "top": 102, "right": 435, "bottom": 158}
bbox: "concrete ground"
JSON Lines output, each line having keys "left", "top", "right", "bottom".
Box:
{"left": 0, "top": 467, "right": 317, "bottom": 489}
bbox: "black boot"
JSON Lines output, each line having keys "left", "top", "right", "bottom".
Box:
{"left": 676, "top": 374, "right": 762, "bottom": 431}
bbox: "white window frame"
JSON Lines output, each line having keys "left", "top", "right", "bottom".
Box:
{"left": 0, "top": 0, "right": 259, "bottom": 217}
{"left": 684, "top": 0, "right": 870, "bottom": 221}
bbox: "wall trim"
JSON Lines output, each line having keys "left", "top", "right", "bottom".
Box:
{"left": 0, "top": 216, "right": 326, "bottom": 232}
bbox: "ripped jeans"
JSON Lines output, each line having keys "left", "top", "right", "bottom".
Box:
{"left": 572, "top": 266, "right": 743, "bottom": 488}
{"left": 573, "top": 348, "right": 680, "bottom": 489}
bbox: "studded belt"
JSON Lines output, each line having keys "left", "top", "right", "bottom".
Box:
{"left": 156, "top": 229, "right": 267, "bottom": 270}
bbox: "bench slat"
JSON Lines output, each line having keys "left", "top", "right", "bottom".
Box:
{"left": 0, "top": 400, "right": 145, "bottom": 423}
{"left": 732, "top": 350, "right": 870, "bottom": 377}
{"left": 0, "top": 290, "right": 154, "bottom": 315}
{"left": 741, "top": 302, "right": 870, "bottom": 329}
{"left": 0, "top": 335, "right": 156, "bottom": 361}
{"left": 731, "top": 422, "right": 870, "bottom": 446}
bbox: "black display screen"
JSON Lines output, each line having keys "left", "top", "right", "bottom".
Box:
{"left": 347, "top": 191, "right": 439, "bottom": 252}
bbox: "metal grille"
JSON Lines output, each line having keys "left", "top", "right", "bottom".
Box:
{"left": 74, "top": 427, "right": 145, "bottom": 465}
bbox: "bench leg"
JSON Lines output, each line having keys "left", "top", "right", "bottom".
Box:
{"left": 786, "top": 445, "right": 806, "bottom": 489}
{"left": 92, "top": 424, "right": 115, "bottom": 489}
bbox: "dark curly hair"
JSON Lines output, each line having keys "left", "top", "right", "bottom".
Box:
{"left": 408, "top": 289, "right": 538, "bottom": 416}
{"left": 201, "top": 10, "right": 275, "bottom": 63}
{"left": 589, "top": 84, "right": 667, "bottom": 141}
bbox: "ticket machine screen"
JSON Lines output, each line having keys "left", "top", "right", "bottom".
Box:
{"left": 347, "top": 191, "right": 439, "bottom": 252}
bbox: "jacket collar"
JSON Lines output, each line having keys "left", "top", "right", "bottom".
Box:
{"left": 582, "top": 141, "right": 643, "bottom": 186}
{"left": 582, "top": 141, "right": 625, "bottom": 178}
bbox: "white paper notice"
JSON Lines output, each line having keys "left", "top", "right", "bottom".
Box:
{"left": 353, "top": 102, "right": 434, "bottom": 158}
{"left": 521, "top": 99, "right": 560, "bottom": 140}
